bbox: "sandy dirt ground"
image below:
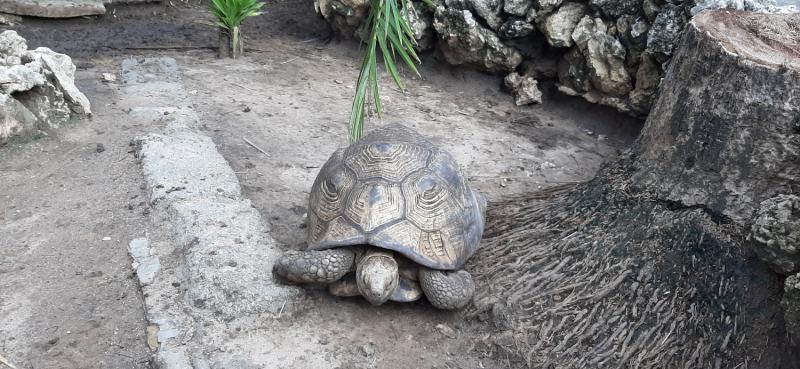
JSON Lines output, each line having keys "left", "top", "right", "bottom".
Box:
{"left": 0, "top": 1, "right": 643, "bottom": 368}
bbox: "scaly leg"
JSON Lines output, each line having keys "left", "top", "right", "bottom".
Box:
{"left": 419, "top": 268, "right": 475, "bottom": 309}
{"left": 273, "top": 248, "right": 355, "bottom": 284}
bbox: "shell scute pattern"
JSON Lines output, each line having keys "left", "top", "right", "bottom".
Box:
{"left": 344, "top": 142, "right": 430, "bottom": 182}
{"left": 307, "top": 124, "right": 484, "bottom": 270}
{"left": 402, "top": 170, "right": 465, "bottom": 233}
{"left": 344, "top": 181, "right": 405, "bottom": 232}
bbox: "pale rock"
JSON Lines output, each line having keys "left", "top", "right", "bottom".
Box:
{"left": 0, "top": 93, "right": 38, "bottom": 146}
{"left": 571, "top": 16, "right": 631, "bottom": 97}
{"left": 26, "top": 47, "right": 91, "bottom": 115}
{"left": 1, "top": 55, "right": 21, "bottom": 66}
{"left": 691, "top": 0, "right": 797, "bottom": 15}
{"left": 315, "top": 0, "right": 370, "bottom": 39}
{"left": 504, "top": 72, "right": 542, "bottom": 105}
{"left": 571, "top": 16, "right": 606, "bottom": 51}
{"left": 0, "top": 64, "right": 45, "bottom": 94}
{"left": 503, "top": 0, "right": 531, "bottom": 16}
{"left": 541, "top": 2, "right": 587, "bottom": 48}
{"left": 433, "top": 7, "right": 522, "bottom": 73}
{"left": 585, "top": 32, "right": 632, "bottom": 96}
{"left": 402, "top": 1, "right": 436, "bottom": 51}
{"left": 466, "top": 0, "right": 505, "bottom": 30}
{"left": 536, "top": 0, "right": 562, "bottom": 14}
{"left": 0, "top": 30, "right": 26, "bottom": 59}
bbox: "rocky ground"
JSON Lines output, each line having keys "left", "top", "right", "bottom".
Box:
{"left": 0, "top": 1, "right": 645, "bottom": 368}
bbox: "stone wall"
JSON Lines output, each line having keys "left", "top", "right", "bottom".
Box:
{"left": 314, "top": 0, "right": 796, "bottom": 116}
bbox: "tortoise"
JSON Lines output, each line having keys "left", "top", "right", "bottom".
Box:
{"left": 273, "top": 124, "right": 485, "bottom": 309}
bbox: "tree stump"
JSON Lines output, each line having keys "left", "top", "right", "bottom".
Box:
{"left": 630, "top": 10, "right": 800, "bottom": 224}
{"left": 471, "top": 9, "right": 800, "bottom": 368}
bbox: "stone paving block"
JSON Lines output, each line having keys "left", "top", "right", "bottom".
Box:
{"left": 170, "top": 196, "right": 301, "bottom": 318}
{"left": 138, "top": 115, "right": 242, "bottom": 204}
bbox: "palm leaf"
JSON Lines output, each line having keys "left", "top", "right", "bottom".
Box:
{"left": 347, "top": 0, "right": 431, "bottom": 143}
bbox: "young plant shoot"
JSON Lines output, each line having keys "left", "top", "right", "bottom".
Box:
{"left": 207, "top": 0, "right": 265, "bottom": 58}
{"left": 349, "top": 0, "right": 428, "bottom": 144}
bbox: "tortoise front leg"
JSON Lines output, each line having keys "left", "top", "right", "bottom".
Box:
{"left": 419, "top": 268, "right": 475, "bottom": 309}
{"left": 273, "top": 248, "right": 355, "bottom": 284}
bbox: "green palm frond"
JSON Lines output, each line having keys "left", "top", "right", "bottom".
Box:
{"left": 348, "top": 0, "right": 429, "bottom": 144}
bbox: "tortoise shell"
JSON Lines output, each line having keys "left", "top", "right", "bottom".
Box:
{"left": 307, "top": 124, "right": 485, "bottom": 270}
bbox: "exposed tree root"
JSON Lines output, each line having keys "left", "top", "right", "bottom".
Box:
{"left": 466, "top": 162, "right": 793, "bottom": 368}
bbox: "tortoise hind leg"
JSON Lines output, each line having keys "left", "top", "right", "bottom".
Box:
{"left": 419, "top": 268, "right": 475, "bottom": 309}
{"left": 273, "top": 248, "right": 355, "bottom": 284}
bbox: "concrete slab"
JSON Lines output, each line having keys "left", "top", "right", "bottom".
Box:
{"left": 0, "top": 0, "right": 159, "bottom": 18}
{"left": 122, "top": 57, "right": 300, "bottom": 369}
{"left": 171, "top": 196, "right": 300, "bottom": 318}
{"left": 138, "top": 118, "right": 243, "bottom": 204}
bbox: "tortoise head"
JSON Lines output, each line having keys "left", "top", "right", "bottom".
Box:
{"left": 356, "top": 249, "right": 399, "bottom": 306}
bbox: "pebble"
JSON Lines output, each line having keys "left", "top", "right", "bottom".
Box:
{"left": 102, "top": 237, "right": 111, "bottom": 241}
{"left": 334, "top": 80, "right": 343, "bottom": 84}
{"left": 435, "top": 324, "right": 455, "bottom": 338}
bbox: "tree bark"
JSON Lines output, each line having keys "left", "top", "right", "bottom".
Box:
{"left": 471, "top": 9, "right": 800, "bottom": 368}
{"left": 630, "top": 10, "right": 800, "bottom": 225}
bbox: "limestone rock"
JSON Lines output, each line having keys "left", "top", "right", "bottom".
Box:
{"left": 466, "top": 0, "right": 505, "bottom": 30}
{"left": 541, "top": 2, "right": 586, "bottom": 48}
{"left": 536, "top": 0, "right": 562, "bottom": 14}
{"left": 26, "top": 47, "right": 91, "bottom": 115}
{"left": 691, "top": 0, "right": 798, "bottom": 16}
{"left": 315, "top": 0, "right": 370, "bottom": 39}
{"left": 782, "top": 273, "right": 800, "bottom": 346}
{"left": 646, "top": 3, "right": 687, "bottom": 57}
{"left": 0, "top": 64, "right": 45, "bottom": 94}
{"left": 0, "top": 31, "right": 90, "bottom": 145}
{"left": 499, "top": 17, "right": 536, "bottom": 39}
{"left": 589, "top": 0, "right": 642, "bottom": 17}
{"left": 403, "top": 1, "right": 436, "bottom": 51}
{"left": 571, "top": 15, "right": 606, "bottom": 51}
{"left": 0, "top": 93, "right": 37, "bottom": 145}
{"left": 504, "top": 72, "right": 542, "bottom": 105}
{"left": 571, "top": 16, "right": 632, "bottom": 97}
{"left": 503, "top": 0, "right": 531, "bottom": 16}
{"left": 433, "top": 8, "right": 522, "bottom": 73}
{"left": 749, "top": 195, "right": 800, "bottom": 275}
{"left": 628, "top": 53, "right": 662, "bottom": 114}
{"left": 0, "top": 30, "right": 26, "bottom": 59}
